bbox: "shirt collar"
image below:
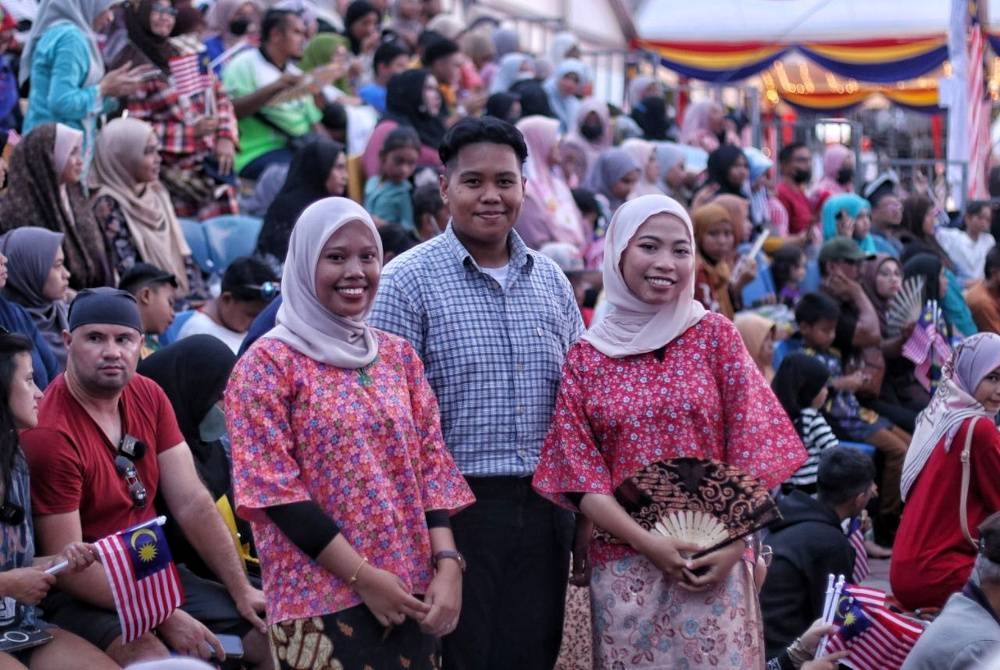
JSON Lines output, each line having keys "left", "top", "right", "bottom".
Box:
{"left": 442, "top": 222, "right": 534, "bottom": 273}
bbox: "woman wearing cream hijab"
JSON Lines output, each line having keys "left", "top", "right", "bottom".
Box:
{"left": 534, "top": 194, "right": 805, "bottom": 669}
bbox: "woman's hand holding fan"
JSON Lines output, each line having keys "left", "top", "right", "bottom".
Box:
{"left": 637, "top": 534, "right": 702, "bottom": 581}
{"left": 680, "top": 540, "right": 746, "bottom": 590}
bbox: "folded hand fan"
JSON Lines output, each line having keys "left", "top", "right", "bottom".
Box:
{"left": 885, "top": 275, "right": 925, "bottom": 338}
{"left": 610, "top": 458, "right": 781, "bottom": 558}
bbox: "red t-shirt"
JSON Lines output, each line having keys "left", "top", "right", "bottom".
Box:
{"left": 890, "top": 417, "right": 1000, "bottom": 611}
{"left": 22, "top": 374, "right": 184, "bottom": 541}
{"left": 776, "top": 181, "right": 814, "bottom": 235}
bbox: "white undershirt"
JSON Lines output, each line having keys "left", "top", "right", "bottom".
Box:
{"left": 481, "top": 264, "right": 510, "bottom": 291}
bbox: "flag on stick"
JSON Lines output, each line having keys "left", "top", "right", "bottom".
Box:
{"left": 93, "top": 516, "right": 184, "bottom": 644}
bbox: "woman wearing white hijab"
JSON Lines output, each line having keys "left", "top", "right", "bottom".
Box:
{"left": 891, "top": 333, "right": 1000, "bottom": 614}
{"left": 533, "top": 194, "right": 804, "bottom": 669}
{"left": 226, "top": 197, "right": 473, "bottom": 670}
{"left": 21, "top": 0, "right": 150, "bottom": 167}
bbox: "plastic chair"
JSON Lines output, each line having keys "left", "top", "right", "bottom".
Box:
{"left": 181, "top": 215, "right": 264, "bottom": 277}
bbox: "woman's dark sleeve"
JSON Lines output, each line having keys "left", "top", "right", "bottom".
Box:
{"left": 265, "top": 500, "right": 340, "bottom": 560}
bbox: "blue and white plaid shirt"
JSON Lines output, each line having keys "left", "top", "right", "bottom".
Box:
{"left": 369, "top": 225, "right": 584, "bottom": 477}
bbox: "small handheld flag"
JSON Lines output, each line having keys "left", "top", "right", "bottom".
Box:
{"left": 93, "top": 516, "right": 184, "bottom": 644}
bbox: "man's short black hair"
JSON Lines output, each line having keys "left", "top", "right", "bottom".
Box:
{"left": 421, "top": 37, "right": 459, "bottom": 67}
{"left": 438, "top": 116, "right": 528, "bottom": 172}
{"left": 968, "top": 199, "right": 992, "bottom": 217}
{"left": 261, "top": 9, "right": 297, "bottom": 44}
{"left": 794, "top": 292, "right": 841, "bottom": 326}
{"left": 221, "top": 256, "right": 280, "bottom": 302}
{"left": 778, "top": 142, "right": 808, "bottom": 166}
{"left": 817, "top": 447, "right": 876, "bottom": 507}
{"left": 373, "top": 40, "right": 410, "bottom": 72}
{"left": 413, "top": 182, "right": 444, "bottom": 221}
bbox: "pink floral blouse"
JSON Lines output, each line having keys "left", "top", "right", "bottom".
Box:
{"left": 532, "top": 313, "right": 805, "bottom": 565}
{"left": 226, "top": 331, "right": 474, "bottom": 623}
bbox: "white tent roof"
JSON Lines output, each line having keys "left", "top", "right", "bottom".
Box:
{"left": 635, "top": 0, "right": 955, "bottom": 43}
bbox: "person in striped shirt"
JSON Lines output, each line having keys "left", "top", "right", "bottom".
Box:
{"left": 772, "top": 352, "right": 840, "bottom": 494}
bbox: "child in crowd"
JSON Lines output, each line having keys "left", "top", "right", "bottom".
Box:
{"left": 692, "top": 203, "right": 756, "bottom": 318}
{"left": 118, "top": 262, "right": 178, "bottom": 359}
{"left": 168, "top": 256, "right": 279, "bottom": 354}
{"left": 735, "top": 312, "right": 777, "bottom": 381}
{"left": 795, "top": 291, "right": 910, "bottom": 545}
{"left": 771, "top": 244, "right": 807, "bottom": 308}
{"left": 364, "top": 126, "right": 421, "bottom": 230}
{"left": 412, "top": 182, "right": 448, "bottom": 241}
{"left": 772, "top": 352, "right": 839, "bottom": 493}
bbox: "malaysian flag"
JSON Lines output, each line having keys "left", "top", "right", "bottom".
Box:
{"left": 847, "top": 516, "right": 870, "bottom": 583}
{"left": 902, "top": 300, "right": 952, "bottom": 391}
{"left": 824, "top": 584, "right": 924, "bottom": 670}
{"left": 93, "top": 517, "right": 183, "bottom": 644}
{"left": 169, "top": 52, "right": 211, "bottom": 98}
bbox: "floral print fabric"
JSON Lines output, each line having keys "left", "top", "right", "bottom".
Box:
{"left": 533, "top": 312, "right": 805, "bottom": 566}
{"left": 226, "top": 332, "right": 474, "bottom": 624}
{"left": 591, "top": 553, "right": 765, "bottom": 669}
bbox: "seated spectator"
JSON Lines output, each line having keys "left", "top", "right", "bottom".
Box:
{"left": 796, "top": 289, "right": 909, "bottom": 546}
{"left": 692, "top": 203, "right": 755, "bottom": 318}
{"left": 760, "top": 447, "right": 875, "bottom": 658}
{"left": 860, "top": 254, "right": 923, "bottom": 431}
{"left": 892, "top": 332, "right": 1000, "bottom": 613}
{"left": 775, "top": 142, "right": 815, "bottom": 243}
{"left": 693, "top": 145, "right": 748, "bottom": 206}
{"left": 378, "top": 223, "right": 421, "bottom": 264}
{"left": 936, "top": 199, "right": 996, "bottom": 286}
{"left": 515, "top": 116, "right": 588, "bottom": 252}
{"left": 412, "top": 182, "right": 448, "bottom": 241}
{"left": 899, "top": 194, "right": 978, "bottom": 336}
{"left": 0, "top": 229, "right": 71, "bottom": 369}
{"left": 865, "top": 178, "right": 905, "bottom": 257}
{"left": 0, "top": 248, "right": 58, "bottom": 390}
{"left": 743, "top": 146, "right": 784, "bottom": 232}
{"left": 488, "top": 52, "right": 533, "bottom": 95}
{"left": 362, "top": 69, "right": 445, "bottom": 177}
{"left": 655, "top": 143, "right": 688, "bottom": 203}
{"left": 223, "top": 9, "right": 324, "bottom": 179}
{"left": 968, "top": 246, "right": 1000, "bottom": 334}
{"left": 735, "top": 312, "right": 776, "bottom": 381}
{"left": 115, "top": 0, "right": 240, "bottom": 220}
{"left": 257, "top": 138, "right": 347, "bottom": 264}
{"left": 0, "top": 7, "right": 17, "bottom": 136}
{"left": 620, "top": 138, "right": 663, "bottom": 199}
{"left": 772, "top": 352, "right": 839, "bottom": 493}
{"left": 544, "top": 58, "right": 587, "bottom": 133}
{"left": 297, "top": 33, "right": 352, "bottom": 109}
{"left": 902, "top": 510, "right": 1000, "bottom": 669}
{"left": 202, "top": 0, "right": 261, "bottom": 76}
{"left": 90, "top": 117, "right": 202, "bottom": 299}
{"left": 137, "top": 335, "right": 245, "bottom": 582}
{"left": 678, "top": 100, "right": 738, "bottom": 152}
{"left": 630, "top": 95, "right": 671, "bottom": 142}
{"left": 581, "top": 148, "right": 640, "bottom": 218}
{"left": 0, "top": 124, "right": 111, "bottom": 289}
{"left": 561, "top": 98, "right": 612, "bottom": 185}
{"left": 339, "top": 0, "right": 382, "bottom": 80}
{"left": 364, "top": 127, "right": 420, "bottom": 230}
{"left": 20, "top": 0, "right": 148, "bottom": 165}
{"left": 821, "top": 193, "right": 875, "bottom": 253}
{"left": 772, "top": 244, "right": 807, "bottom": 308}
{"left": 0, "top": 331, "right": 120, "bottom": 670}
{"left": 21, "top": 288, "right": 269, "bottom": 667}
{"left": 175, "top": 257, "right": 279, "bottom": 353}
{"left": 388, "top": 0, "right": 425, "bottom": 49}
{"left": 118, "top": 262, "right": 177, "bottom": 359}
{"left": 810, "top": 143, "right": 854, "bottom": 211}
{"left": 484, "top": 92, "right": 521, "bottom": 124}
{"left": 358, "top": 39, "right": 411, "bottom": 113}
{"left": 422, "top": 37, "right": 462, "bottom": 117}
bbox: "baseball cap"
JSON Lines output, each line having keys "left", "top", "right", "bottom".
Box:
{"left": 818, "top": 237, "right": 876, "bottom": 265}
{"left": 118, "top": 263, "right": 178, "bottom": 293}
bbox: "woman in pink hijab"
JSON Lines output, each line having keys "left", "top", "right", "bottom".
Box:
{"left": 811, "top": 143, "right": 855, "bottom": 211}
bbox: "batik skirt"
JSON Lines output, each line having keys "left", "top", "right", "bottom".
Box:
{"left": 269, "top": 604, "right": 439, "bottom": 670}
{"left": 590, "top": 553, "right": 765, "bottom": 669}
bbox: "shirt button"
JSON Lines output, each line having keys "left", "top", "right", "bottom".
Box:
{"left": 517, "top": 405, "right": 525, "bottom": 415}
{"left": 536, "top": 327, "right": 543, "bottom": 336}
{"left": 517, "top": 363, "right": 525, "bottom": 372}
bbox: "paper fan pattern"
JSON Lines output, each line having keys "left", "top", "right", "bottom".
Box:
{"left": 885, "top": 275, "right": 925, "bottom": 338}
{"left": 600, "top": 458, "right": 781, "bottom": 556}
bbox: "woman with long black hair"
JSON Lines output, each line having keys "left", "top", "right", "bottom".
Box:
{"left": 0, "top": 332, "right": 115, "bottom": 669}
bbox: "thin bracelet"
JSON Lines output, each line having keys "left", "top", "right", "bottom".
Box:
{"left": 348, "top": 557, "right": 368, "bottom": 586}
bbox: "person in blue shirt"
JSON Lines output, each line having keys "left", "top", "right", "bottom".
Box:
{"left": 20, "top": 0, "right": 151, "bottom": 166}
{"left": 357, "top": 40, "right": 410, "bottom": 114}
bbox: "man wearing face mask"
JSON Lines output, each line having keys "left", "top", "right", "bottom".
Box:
{"left": 776, "top": 142, "right": 816, "bottom": 242}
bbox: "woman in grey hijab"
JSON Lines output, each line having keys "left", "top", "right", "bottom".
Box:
{"left": 582, "top": 148, "right": 641, "bottom": 216}
{"left": 0, "top": 228, "right": 71, "bottom": 368}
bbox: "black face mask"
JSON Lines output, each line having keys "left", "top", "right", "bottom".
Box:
{"left": 836, "top": 166, "right": 854, "bottom": 185}
{"left": 792, "top": 168, "right": 812, "bottom": 184}
{"left": 229, "top": 17, "right": 251, "bottom": 36}
{"left": 580, "top": 121, "right": 603, "bottom": 141}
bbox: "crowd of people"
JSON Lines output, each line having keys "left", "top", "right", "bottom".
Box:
{"left": 0, "top": 0, "right": 998, "bottom": 667}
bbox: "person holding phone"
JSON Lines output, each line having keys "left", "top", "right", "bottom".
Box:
{"left": 0, "top": 331, "right": 117, "bottom": 670}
